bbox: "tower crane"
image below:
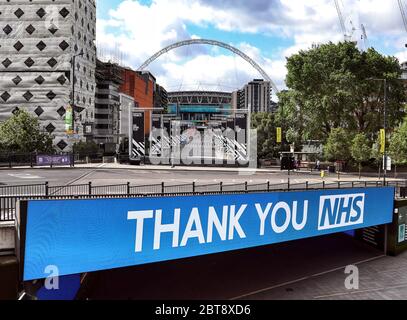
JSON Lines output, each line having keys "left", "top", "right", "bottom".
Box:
{"left": 361, "top": 23, "right": 369, "bottom": 51}
{"left": 334, "top": 0, "right": 352, "bottom": 41}
{"left": 398, "top": 0, "right": 407, "bottom": 47}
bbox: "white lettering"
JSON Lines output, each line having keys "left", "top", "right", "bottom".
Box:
{"left": 154, "top": 209, "right": 180, "bottom": 250}
{"left": 180, "top": 208, "right": 205, "bottom": 247}
{"left": 255, "top": 203, "right": 272, "bottom": 236}
{"left": 271, "top": 203, "right": 291, "bottom": 234}
{"left": 207, "top": 206, "right": 228, "bottom": 243}
{"left": 228, "top": 205, "right": 247, "bottom": 240}
{"left": 292, "top": 201, "right": 308, "bottom": 231}
{"left": 128, "top": 210, "right": 154, "bottom": 252}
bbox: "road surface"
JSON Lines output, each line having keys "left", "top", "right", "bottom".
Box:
{"left": 0, "top": 165, "right": 396, "bottom": 187}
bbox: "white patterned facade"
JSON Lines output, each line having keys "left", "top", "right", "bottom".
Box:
{"left": 0, "top": 0, "right": 96, "bottom": 151}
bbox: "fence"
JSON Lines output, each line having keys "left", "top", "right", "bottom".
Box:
{"left": 0, "top": 152, "right": 103, "bottom": 168}
{"left": 1, "top": 180, "right": 406, "bottom": 222}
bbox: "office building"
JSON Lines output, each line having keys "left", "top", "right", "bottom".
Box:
{"left": 0, "top": 0, "right": 97, "bottom": 151}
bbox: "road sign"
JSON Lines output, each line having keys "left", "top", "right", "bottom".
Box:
{"left": 276, "top": 127, "right": 282, "bottom": 144}
{"left": 383, "top": 156, "right": 392, "bottom": 171}
{"left": 380, "top": 129, "right": 386, "bottom": 154}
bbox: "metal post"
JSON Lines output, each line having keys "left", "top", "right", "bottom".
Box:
{"left": 383, "top": 79, "right": 387, "bottom": 185}
{"left": 192, "top": 181, "right": 196, "bottom": 194}
{"left": 161, "top": 182, "right": 165, "bottom": 195}
{"left": 127, "top": 182, "right": 130, "bottom": 195}
{"left": 306, "top": 181, "right": 309, "bottom": 190}
{"left": 88, "top": 182, "right": 92, "bottom": 195}
{"left": 267, "top": 181, "right": 270, "bottom": 192}
{"left": 220, "top": 182, "right": 223, "bottom": 192}
{"left": 71, "top": 50, "right": 83, "bottom": 136}
{"left": 45, "top": 181, "right": 49, "bottom": 196}
{"left": 245, "top": 182, "right": 248, "bottom": 193}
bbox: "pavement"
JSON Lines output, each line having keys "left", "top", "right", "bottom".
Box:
{"left": 80, "top": 233, "right": 407, "bottom": 300}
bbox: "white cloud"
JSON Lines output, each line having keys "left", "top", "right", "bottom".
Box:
{"left": 97, "top": 0, "right": 407, "bottom": 93}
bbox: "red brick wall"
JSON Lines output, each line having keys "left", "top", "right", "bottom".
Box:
{"left": 120, "top": 69, "right": 154, "bottom": 135}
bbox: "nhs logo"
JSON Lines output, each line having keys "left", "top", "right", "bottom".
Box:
{"left": 318, "top": 194, "right": 365, "bottom": 230}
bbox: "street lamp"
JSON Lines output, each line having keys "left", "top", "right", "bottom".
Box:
{"left": 367, "top": 78, "right": 387, "bottom": 184}
{"left": 71, "top": 50, "right": 84, "bottom": 134}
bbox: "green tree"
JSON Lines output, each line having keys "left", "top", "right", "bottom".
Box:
{"left": 324, "top": 128, "right": 351, "bottom": 162}
{"left": 351, "top": 133, "right": 372, "bottom": 178}
{"left": 0, "top": 109, "right": 54, "bottom": 153}
{"left": 282, "top": 42, "right": 406, "bottom": 141}
{"left": 389, "top": 119, "right": 407, "bottom": 177}
{"left": 276, "top": 90, "right": 305, "bottom": 145}
{"left": 251, "top": 112, "right": 282, "bottom": 159}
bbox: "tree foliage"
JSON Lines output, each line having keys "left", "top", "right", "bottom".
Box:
{"left": 351, "top": 133, "right": 372, "bottom": 176}
{"left": 0, "top": 110, "right": 54, "bottom": 153}
{"left": 251, "top": 112, "right": 283, "bottom": 159}
{"left": 324, "top": 128, "right": 351, "bottom": 162}
{"left": 280, "top": 42, "right": 406, "bottom": 142}
{"left": 389, "top": 118, "right": 407, "bottom": 165}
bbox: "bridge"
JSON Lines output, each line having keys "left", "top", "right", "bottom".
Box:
{"left": 1, "top": 177, "right": 407, "bottom": 300}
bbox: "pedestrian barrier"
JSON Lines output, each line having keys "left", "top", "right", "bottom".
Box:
{"left": 0, "top": 179, "right": 406, "bottom": 222}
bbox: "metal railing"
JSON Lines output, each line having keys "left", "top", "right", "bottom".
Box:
{"left": 0, "top": 179, "right": 406, "bottom": 222}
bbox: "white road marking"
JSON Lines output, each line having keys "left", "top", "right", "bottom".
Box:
{"left": 229, "top": 255, "right": 386, "bottom": 301}
{"left": 8, "top": 173, "right": 42, "bottom": 179}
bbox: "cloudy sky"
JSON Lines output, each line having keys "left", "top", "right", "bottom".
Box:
{"left": 96, "top": 0, "right": 407, "bottom": 93}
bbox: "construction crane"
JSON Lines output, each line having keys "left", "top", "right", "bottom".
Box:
{"left": 398, "top": 0, "right": 407, "bottom": 47}
{"left": 360, "top": 24, "right": 369, "bottom": 51}
{"left": 334, "top": 0, "right": 356, "bottom": 42}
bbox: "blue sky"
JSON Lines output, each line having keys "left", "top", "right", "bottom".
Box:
{"left": 96, "top": 0, "right": 407, "bottom": 92}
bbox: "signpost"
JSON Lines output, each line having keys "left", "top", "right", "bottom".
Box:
{"left": 383, "top": 156, "right": 392, "bottom": 171}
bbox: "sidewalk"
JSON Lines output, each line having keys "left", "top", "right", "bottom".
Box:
{"left": 241, "top": 251, "right": 407, "bottom": 300}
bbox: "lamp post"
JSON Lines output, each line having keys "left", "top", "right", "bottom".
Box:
{"left": 367, "top": 78, "right": 387, "bottom": 185}
{"left": 71, "top": 50, "right": 84, "bottom": 134}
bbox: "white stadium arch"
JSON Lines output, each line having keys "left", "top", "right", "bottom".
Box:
{"left": 137, "top": 39, "right": 280, "bottom": 93}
